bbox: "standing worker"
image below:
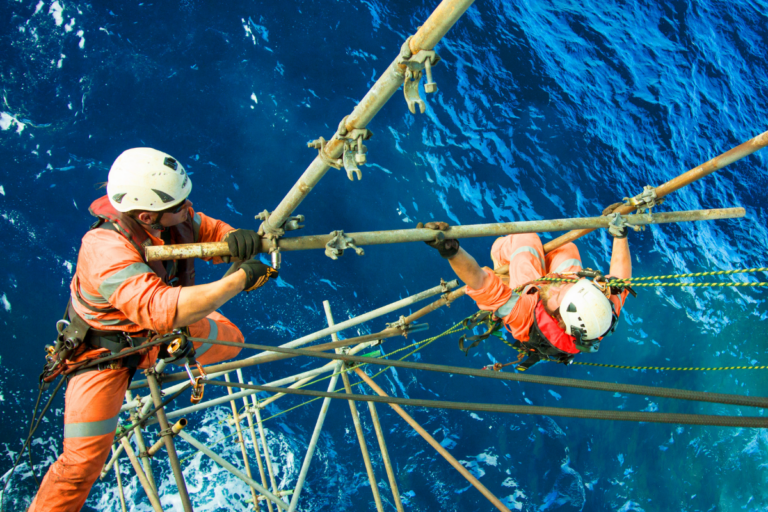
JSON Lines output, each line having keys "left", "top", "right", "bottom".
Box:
{"left": 30, "top": 148, "right": 278, "bottom": 511}
{"left": 420, "top": 220, "right": 633, "bottom": 370}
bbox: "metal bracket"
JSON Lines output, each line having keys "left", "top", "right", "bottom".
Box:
{"left": 308, "top": 137, "right": 343, "bottom": 170}
{"left": 335, "top": 115, "right": 373, "bottom": 181}
{"left": 386, "top": 315, "right": 408, "bottom": 331}
{"left": 397, "top": 36, "right": 441, "bottom": 114}
{"left": 623, "top": 185, "right": 665, "bottom": 215}
{"left": 324, "top": 230, "right": 365, "bottom": 260}
{"left": 607, "top": 212, "right": 642, "bottom": 236}
{"left": 440, "top": 277, "right": 454, "bottom": 306}
{"left": 158, "top": 426, "right": 175, "bottom": 438}
{"left": 256, "top": 209, "right": 305, "bottom": 240}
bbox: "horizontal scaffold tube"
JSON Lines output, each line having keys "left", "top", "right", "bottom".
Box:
{"left": 206, "top": 381, "right": 768, "bottom": 428}
{"left": 193, "top": 338, "right": 768, "bottom": 409}
{"left": 147, "top": 207, "right": 744, "bottom": 261}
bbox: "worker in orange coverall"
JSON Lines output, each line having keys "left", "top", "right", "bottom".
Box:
{"left": 30, "top": 148, "right": 278, "bottom": 511}
{"left": 419, "top": 221, "right": 632, "bottom": 370}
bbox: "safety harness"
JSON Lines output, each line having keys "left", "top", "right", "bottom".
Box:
{"left": 41, "top": 196, "right": 198, "bottom": 384}
{"left": 461, "top": 270, "right": 634, "bottom": 371}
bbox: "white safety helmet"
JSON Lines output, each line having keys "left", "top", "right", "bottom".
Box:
{"left": 107, "top": 148, "right": 192, "bottom": 212}
{"left": 559, "top": 279, "right": 616, "bottom": 342}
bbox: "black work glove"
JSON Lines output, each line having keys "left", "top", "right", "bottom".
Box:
{"left": 224, "top": 259, "right": 279, "bottom": 292}
{"left": 608, "top": 225, "right": 628, "bottom": 239}
{"left": 417, "top": 221, "right": 460, "bottom": 259}
{"left": 224, "top": 229, "right": 261, "bottom": 261}
{"left": 605, "top": 212, "right": 630, "bottom": 239}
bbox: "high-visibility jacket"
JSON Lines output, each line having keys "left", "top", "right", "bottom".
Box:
{"left": 69, "top": 195, "right": 234, "bottom": 336}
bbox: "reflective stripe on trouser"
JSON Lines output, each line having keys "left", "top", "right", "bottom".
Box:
{"left": 187, "top": 310, "right": 244, "bottom": 365}
{"left": 29, "top": 368, "right": 131, "bottom": 512}
{"left": 544, "top": 242, "right": 582, "bottom": 275}
{"left": 491, "top": 234, "right": 546, "bottom": 289}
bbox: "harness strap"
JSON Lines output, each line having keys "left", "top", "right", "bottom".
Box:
{"left": 63, "top": 301, "right": 149, "bottom": 377}
{"left": 458, "top": 310, "right": 503, "bottom": 355}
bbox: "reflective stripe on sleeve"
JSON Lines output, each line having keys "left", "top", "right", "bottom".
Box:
{"left": 97, "top": 318, "right": 135, "bottom": 327}
{"left": 194, "top": 317, "right": 219, "bottom": 358}
{"left": 553, "top": 258, "right": 582, "bottom": 274}
{"left": 494, "top": 292, "right": 521, "bottom": 319}
{"left": 98, "top": 262, "right": 154, "bottom": 300}
{"left": 64, "top": 414, "right": 120, "bottom": 439}
{"left": 79, "top": 285, "right": 111, "bottom": 305}
{"left": 510, "top": 246, "right": 546, "bottom": 270}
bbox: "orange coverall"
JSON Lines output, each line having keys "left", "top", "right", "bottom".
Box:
{"left": 466, "top": 233, "right": 627, "bottom": 341}
{"left": 30, "top": 206, "right": 244, "bottom": 512}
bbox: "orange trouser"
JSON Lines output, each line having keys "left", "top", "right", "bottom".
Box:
{"left": 490, "top": 233, "right": 583, "bottom": 289}
{"left": 29, "top": 311, "right": 243, "bottom": 512}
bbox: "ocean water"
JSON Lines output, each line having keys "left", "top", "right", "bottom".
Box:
{"left": 1, "top": 0, "right": 767, "bottom": 510}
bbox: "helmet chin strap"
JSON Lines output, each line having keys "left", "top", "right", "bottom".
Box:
{"left": 137, "top": 212, "right": 167, "bottom": 232}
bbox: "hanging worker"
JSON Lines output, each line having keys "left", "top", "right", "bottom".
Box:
{"left": 419, "top": 220, "right": 632, "bottom": 371}
{"left": 30, "top": 148, "right": 279, "bottom": 512}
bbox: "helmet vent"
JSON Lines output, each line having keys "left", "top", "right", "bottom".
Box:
{"left": 111, "top": 192, "right": 126, "bottom": 204}
{"left": 151, "top": 189, "right": 176, "bottom": 203}
{"left": 163, "top": 157, "right": 178, "bottom": 170}
{"left": 567, "top": 303, "right": 577, "bottom": 313}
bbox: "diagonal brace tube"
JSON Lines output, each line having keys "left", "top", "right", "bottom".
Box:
{"left": 178, "top": 430, "right": 289, "bottom": 510}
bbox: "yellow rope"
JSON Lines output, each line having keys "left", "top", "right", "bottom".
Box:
{"left": 522, "top": 266, "right": 768, "bottom": 289}
{"left": 611, "top": 267, "right": 768, "bottom": 282}
{"left": 571, "top": 361, "right": 768, "bottom": 371}
{"left": 499, "top": 337, "right": 766, "bottom": 372}
{"left": 532, "top": 276, "right": 768, "bottom": 288}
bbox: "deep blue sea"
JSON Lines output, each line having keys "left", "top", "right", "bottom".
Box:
{"left": 1, "top": 0, "right": 767, "bottom": 510}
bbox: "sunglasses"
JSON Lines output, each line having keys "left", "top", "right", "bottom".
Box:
{"left": 162, "top": 200, "right": 189, "bottom": 215}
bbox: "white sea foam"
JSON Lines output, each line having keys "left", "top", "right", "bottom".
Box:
{"left": 49, "top": 1, "right": 64, "bottom": 26}
{"left": 0, "top": 113, "right": 26, "bottom": 134}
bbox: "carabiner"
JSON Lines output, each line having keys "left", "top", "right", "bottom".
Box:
{"left": 185, "top": 362, "right": 206, "bottom": 404}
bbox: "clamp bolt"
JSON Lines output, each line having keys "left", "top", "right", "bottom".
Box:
{"left": 424, "top": 58, "right": 438, "bottom": 94}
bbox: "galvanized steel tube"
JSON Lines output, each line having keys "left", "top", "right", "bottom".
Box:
{"left": 543, "top": 130, "right": 768, "bottom": 253}
{"left": 178, "top": 430, "right": 289, "bottom": 511}
{"left": 261, "top": 0, "right": 475, "bottom": 234}
{"left": 366, "top": 399, "right": 405, "bottom": 512}
{"left": 147, "top": 208, "right": 744, "bottom": 261}
{"left": 120, "top": 437, "right": 164, "bottom": 512}
{"left": 287, "top": 362, "right": 343, "bottom": 512}
{"left": 146, "top": 372, "right": 194, "bottom": 512}
{"left": 147, "top": 419, "right": 188, "bottom": 458}
{"left": 324, "top": 301, "right": 384, "bottom": 512}
{"left": 125, "top": 390, "right": 158, "bottom": 491}
{"left": 111, "top": 446, "right": 128, "bottom": 512}
{"left": 224, "top": 373, "right": 259, "bottom": 506}
{"left": 148, "top": 341, "right": 376, "bottom": 425}
{"left": 250, "top": 388, "right": 280, "bottom": 501}
{"left": 237, "top": 369, "right": 274, "bottom": 512}
{"left": 131, "top": 281, "right": 454, "bottom": 393}
{"left": 353, "top": 368, "right": 511, "bottom": 512}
